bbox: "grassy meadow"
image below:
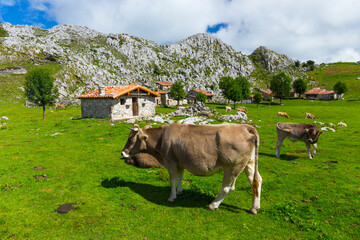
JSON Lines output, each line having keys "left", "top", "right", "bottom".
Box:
{"left": 1, "top": 71, "right": 359, "bottom": 239}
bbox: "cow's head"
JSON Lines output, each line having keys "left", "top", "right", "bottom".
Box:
{"left": 121, "top": 124, "right": 151, "bottom": 159}
{"left": 305, "top": 126, "right": 323, "bottom": 143}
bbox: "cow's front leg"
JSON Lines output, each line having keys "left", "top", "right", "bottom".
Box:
{"left": 166, "top": 165, "right": 183, "bottom": 203}
{"left": 276, "top": 137, "right": 284, "bottom": 158}
{"left": 311, "top": 143, "right": 317, "bottom": 158}
{"left": 306, "top": 143, "right": 312, "bottom": 159}
{"left": 167, "top": 167, "right": 178, "bottom": 203}
{"left": 209, "top": 167, "right": 241, "bottom": 210}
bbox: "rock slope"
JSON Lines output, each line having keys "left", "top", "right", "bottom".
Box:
{"left": 0, "top": 23, "right": 305, "bottom": 102}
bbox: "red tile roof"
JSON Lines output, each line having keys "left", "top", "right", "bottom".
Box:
{"left": 190, "top": 89, "right": 213, "bottom": 96}
{"left": 319, "top": 90, "right": 335, "bottom": 95}
{"left": 156, "top": 81, "right": 174, "bottom": 86}
{"left": 305, "top": 88, "right": 326, "bottom": 95}
{"left": 157, "top": 91, "right": 169, "bottom": 94}
{"left": 261, "top": 89, "right": 273, "bottom": 95}
{"left": 78, "top": 84, "right": 160, "bottom": 99}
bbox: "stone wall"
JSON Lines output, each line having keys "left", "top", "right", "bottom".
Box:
{"left": 81, "top": 95, "right": 157, "bottom": 120}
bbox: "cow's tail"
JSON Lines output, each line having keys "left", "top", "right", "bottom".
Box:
{"left": 252, "top": 131, "right": 260, "bottom": 198}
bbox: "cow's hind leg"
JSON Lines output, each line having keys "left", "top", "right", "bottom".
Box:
{"left": 245, "top": 157, "right": 262, "bottom": 215}
{"left": 208, "top": 166, "right": 242, "bottom": 210}
{"left": 176, "top": 168, "right": 184, "bottom": 195}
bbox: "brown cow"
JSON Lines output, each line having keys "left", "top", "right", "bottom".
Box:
{"left": 237, "top": 107, "right": 248, "bottom": 114}
{"left": 276, "top": 122, "right": 323, "bottom": 159}
{"left": 277, "top": 112, "right": 290, "bottom": 118}
{"left": 121, "top": 123, "right": 262, "bottom": 214}
{"left": 304, "top": 113, "right": 316, "bottom": 119}
{"left": 125, "top": 152, "right": 164, "bottom": 168}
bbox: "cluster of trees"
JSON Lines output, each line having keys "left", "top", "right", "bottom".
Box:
{"left": 219, "top": 76, "right": 251, "bottom": 108}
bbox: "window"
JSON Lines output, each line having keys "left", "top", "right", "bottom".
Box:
{"left": 120, "top": 99, "right": 126, "bottom": 105}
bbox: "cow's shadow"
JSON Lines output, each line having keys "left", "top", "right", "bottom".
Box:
{"left": 259, "top": 152, "right": 298, "bottom": 161}
{"left": 101, "top": 177, "right": 248, "bottom": 213}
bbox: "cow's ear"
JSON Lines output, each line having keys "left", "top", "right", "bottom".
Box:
{"left": 139, "top": 134, "right": 148, "bottom": 141}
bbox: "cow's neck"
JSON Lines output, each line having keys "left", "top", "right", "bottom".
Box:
{"left": 144, "top": 127, "right": 163, "bottom": 153}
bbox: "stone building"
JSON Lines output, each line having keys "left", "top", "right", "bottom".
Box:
{"left": 156, "top": 81, "right": 174, "bottom": 91}
{"left": 305, "top": 88, "right": 339, "bottom": 100}
{"left": 78, "top": 84, "right": 160, "bottom": 120}
{"left": 186, "top": 89, "right": 214, "bottom": 103}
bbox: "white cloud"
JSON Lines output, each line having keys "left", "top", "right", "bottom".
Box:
{"left": 0, "top": 0, "right": 16, "bottom": 6}
{"left": 26, "top": 0, "right": 360, "bottom": 63}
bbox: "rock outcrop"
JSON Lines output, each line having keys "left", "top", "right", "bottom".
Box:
{"left": 0, "top": 23, "right": 305, "bottom": 102}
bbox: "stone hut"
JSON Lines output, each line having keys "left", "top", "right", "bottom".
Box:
{"left": 305, "top": 88, "right": 339, "bottom": 100}
{"left": 187, "top": 89, "right": 213, "bottom": 103}
{"left": 78, "top": 84, "right": 160, "bottom": 120}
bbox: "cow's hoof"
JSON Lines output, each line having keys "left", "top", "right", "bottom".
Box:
{"left": 177, "top": 190, "right": 183, "bottom": 195}
{"left": 167, "top": 198, "right": 176, "bottom": 203}
{"left": 208, "top": 204, "right": 218, "bottom": 211}
{"left": 249, "top": 208, "right": 258, "bottom": 215}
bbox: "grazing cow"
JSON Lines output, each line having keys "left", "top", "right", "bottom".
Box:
{"left": 55, "top": 103, "right": 67, "bottom": 109}
{"left": 225, "top": 106, "right": 232, "bottom": 112}
{"left": 304, "top": 113, "right": 316, "bottom": 119}
{"left": 276, "top": 122, "right": 323, "bottom": 159}
{"left": 122, "top": 123, "right": 262, "bottom": 214}
{"left": 277, "top": 112, "right": 290, "bottom": 118}
{"left": 237, "top": 107, "right": 248, "bottom": 114}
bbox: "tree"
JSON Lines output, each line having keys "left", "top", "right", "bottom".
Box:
{"left": 234, "top": 76, "right": 251, "bottom": 105}
{"left": 333, "top": 81, "right": 347, "bottom": 96}
{"left": 265, "top": 96, "right": 272, "bottom": 107}
{"left": 270, "top": 72, "right": 292, "bottom": 105}
{"left": 196, "top": 92, "right": 207, "bottom": 103}
{"left": 306, "top": 60, "right": 315, "bottom": 71}
{"left": 292, "top": 78, "right": 307, "bottom": 98}
{"left": 294, "top": 60, "right": 300, "bottom": 68}
{"left": 170, "top": 81, "right": 187, "bottom": 106}
{"left": 253, "top": 92, "right": 262, "bottom": 108}
{"left": 219, "top": 76, "right": 234, "bottom": 103}
{"left": 25, "top": 67, "right": 58, "bottom": 119}
{"left": 228, "top": 84, "right": 242, "bottom": 108}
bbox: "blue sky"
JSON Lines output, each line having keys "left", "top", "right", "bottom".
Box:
{"left": 0, "top": 0, "right": 56, "bottom": 28}
{"left": 1, "top": 0, "right": 360, "bottom": 63}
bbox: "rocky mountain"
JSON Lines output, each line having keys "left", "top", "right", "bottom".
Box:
{"left": 0, "top": 23, "right": 306, "bottom": 102}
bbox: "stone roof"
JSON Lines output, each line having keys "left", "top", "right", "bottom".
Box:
{"left": 78, "top": 84, "right": 160, "bottom": 99}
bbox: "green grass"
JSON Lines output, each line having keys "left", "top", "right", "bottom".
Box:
{"left": 0, "top": 63, "right": 359, "bottom": 239}
{"left": 0, "top": 93, "right": 359, "bottom": 239}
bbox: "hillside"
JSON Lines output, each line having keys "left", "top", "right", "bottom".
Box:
{"left": 306, "top": 62, "right": 360, "bottom": 100}
{"left": 0, "top": 22, "right": 308, "bottom": 103}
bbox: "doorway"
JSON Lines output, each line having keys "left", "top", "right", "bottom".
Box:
{"left": 132, "top": 97, "right": 138, "bottom": 116}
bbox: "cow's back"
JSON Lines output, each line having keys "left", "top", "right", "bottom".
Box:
{"left": 159, "top": 124, "right": 257, "bottom": 176}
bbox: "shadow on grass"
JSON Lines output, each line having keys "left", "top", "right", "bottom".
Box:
{"left": 101, "top": 177, "right": 248, "bottom": 213}
{"left": 259, "top": 152, "right": 298, "bottom": 161}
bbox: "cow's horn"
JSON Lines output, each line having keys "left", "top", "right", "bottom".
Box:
{"left": 128, "top": 127, "right": 139, "bottom": 132}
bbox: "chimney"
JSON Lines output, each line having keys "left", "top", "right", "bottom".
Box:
{"left": 98, "top": 86, "right": 106, "bottom": 96}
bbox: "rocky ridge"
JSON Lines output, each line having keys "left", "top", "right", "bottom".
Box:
{"left": 0, "top": 23, "right": 305, "bottom": 102}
